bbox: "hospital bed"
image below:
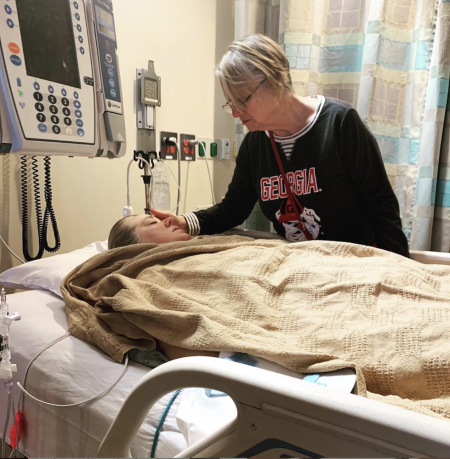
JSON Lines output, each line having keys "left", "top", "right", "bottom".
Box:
{"left": 1, "top": 231, "right": 450, "bottom": 458}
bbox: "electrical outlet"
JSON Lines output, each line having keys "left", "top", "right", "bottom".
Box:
{"left": 180, "top": 134, "right": 196, "bottom": 161}
{"left": 160, "top": 131, "right": 178, "bottom": 160}
{"left": 220, "top": 138, "right": 231, "bottom": 160}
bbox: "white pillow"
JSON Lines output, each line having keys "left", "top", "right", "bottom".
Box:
{"left": 0, "top": 240, "right": 108, "bottom": 297}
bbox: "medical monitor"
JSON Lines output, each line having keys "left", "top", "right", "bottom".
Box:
{"left": 16, "top": 0, "right": 81, "bottom": 89}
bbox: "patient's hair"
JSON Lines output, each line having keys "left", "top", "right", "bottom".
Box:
{"left": 108, "top": 216, "right": 139, "bottom": 249}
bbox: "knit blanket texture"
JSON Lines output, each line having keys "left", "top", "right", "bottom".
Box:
{"left": 61, "top": 236, "right": 450, "bottom": 420}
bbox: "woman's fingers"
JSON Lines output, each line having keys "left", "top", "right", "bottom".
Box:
{"left": 150, "top": 209, "right": 173, "bottom": 220}
{"left": 151, "top": 209, "right": 189, "bottom": 233}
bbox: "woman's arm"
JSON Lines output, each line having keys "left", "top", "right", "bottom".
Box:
{"left": 338, "top": 109, "right": 410, "bottom": 257}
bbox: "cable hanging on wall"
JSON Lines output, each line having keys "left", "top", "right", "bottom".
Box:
{"left": 20, "top": 156, "right": 61, "bottom": 262}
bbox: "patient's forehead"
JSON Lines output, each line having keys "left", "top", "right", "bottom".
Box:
{"left": 136, "top": 214, "right": 161, "bottom": 225}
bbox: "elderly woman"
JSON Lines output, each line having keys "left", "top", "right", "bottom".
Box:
{"left": 153, "top": 34, "right": 409, "bottom": 257}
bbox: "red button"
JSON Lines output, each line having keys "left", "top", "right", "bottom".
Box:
{"left": 170, "top": 146, "right": 175, "bottom": 153}
{"left": 164, "top": 146, "right": 169, "bottom": 153}
{"left": 184, "top": 147, "right": 188, "bottom": 154}
{"left": 8, "top": 42, "right": 20, "bottom": 54}
{"left": 183, "top": 140, "right": 189, "bottom": 147}
{"left": 189, "top": 148, "right": 194, "bottom": 154}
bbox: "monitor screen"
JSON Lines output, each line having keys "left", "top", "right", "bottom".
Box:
{"left": 16, "top": 0, "right": 81, "bottom": 88}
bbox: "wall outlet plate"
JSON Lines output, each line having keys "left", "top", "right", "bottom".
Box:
{"left": 160, "top": 131, "right": 178, "bottom": 160}
{"left": 180, "top": 134, "right": 196, "bottom": 161}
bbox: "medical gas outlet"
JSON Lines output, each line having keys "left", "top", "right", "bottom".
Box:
{"left": 220, "top": 138, "right": 231, "bottom": 160}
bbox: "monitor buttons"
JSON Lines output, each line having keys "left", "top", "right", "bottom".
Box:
{"left": 49, "top": 105, "right": 58, "bottom": 114}
{"left": 64, "top": 117, "right": 72, "bottom": 126}
{"left": 6, "top": 18, "right": 14, "bottom": 28}
{"left": 10, "top": 55, "right": 21, "bottom": 66}
{"left": 51, "top": 115, "right": 60, "bottom": 125}
{"left": 33, "top": 92, "right": 43, "bottom": 102}
{"left": 52, "top": 125, "right": 61, "bottom": 135}
{"left": 35, "top": 102, "right": 44, "bottom": 112}
{"left": 8, "top": 42, "right": 20, "bottom": 54}
{"left": 77, "top": 128, "right": 85, "bottom": 137}
{"left": 63, "top": 107, "right": 71, "bottom": 116}
{"left": 36, "top": 113, "right": 46, "bottom": 123}
{"left": 75, "top": 110, "right": 83, "bottom": 118}
{"left": 74, "top": 100, "right": 81, "bottom": 109}
{"left": 48, "top": 85, "right": 54, "bottom": 94}
{"left": 34, "top": 82, "right": 41, "bottom": 91}
{"left": 76, "top": 119, "right": 84, "bottom": 127}
{"left": 62, "top": 98, "right": 70, "bottom": 107}
{"left": 65, "top": 127, "right": 73, "bottom": 135}
{"left": 48, "top": 95, "right": 57, "bottom": 104}
{"left": 38, "top": 123, "right": 47, "bottom": 133}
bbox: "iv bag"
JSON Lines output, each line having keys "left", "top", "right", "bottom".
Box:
{"left": 152, "top": 161, "right": 171, "bottom": 211}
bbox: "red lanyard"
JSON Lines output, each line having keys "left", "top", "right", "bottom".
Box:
{"left": 268, "top": 131, "right": 313, "bottom": 240}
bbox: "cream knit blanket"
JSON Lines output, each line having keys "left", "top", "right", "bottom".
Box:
{"left": 61, "top": 236, "right": 450, "bottom": 420}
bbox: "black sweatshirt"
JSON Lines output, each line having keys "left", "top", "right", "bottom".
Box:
{"left": 190, "top": 97, "right": 410, "bottom": 257}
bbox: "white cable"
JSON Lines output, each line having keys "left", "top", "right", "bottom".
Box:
{"left": 126, "top": 158, "right": 134, "bottom": 207}
{"left": 16, "top": 332, "right": 129, "bottom": 408}
{"left": 199, "top": 142, "right": 216, "bottom": 205}
{"left": 173, "top": 141, "right": 181, "bottom": 215}
{"left": 0, "top": 235, "right": 25, "bottom": 264}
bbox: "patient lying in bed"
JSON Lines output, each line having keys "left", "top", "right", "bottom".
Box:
{"left": 109, "top": 214, "right": 218, "bottom": 361}
{"left": 61, "top": 214, "right": 450, "bottom": 422}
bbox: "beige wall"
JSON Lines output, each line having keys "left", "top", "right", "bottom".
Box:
{"left": 0, "top": 0, "right": 236, "bottom": 273}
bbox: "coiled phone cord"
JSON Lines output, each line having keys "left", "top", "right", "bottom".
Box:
{"left": 20, "top": 156, "right": 61, "bottom": 262}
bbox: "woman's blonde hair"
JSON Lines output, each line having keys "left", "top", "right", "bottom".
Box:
{"left": 216, "top": 34, "right": 293, "bottom": 112}
{"left": 108, "top": 215, "right": 140, "bottom": 249}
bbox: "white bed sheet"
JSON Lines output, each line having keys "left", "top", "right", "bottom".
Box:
{"left": 0, "top": 290, "right": 188, "bottom": 458}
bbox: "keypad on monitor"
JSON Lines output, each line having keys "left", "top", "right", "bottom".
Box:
{"left": 33, "top": 88, "right": 83, "bottom": 136}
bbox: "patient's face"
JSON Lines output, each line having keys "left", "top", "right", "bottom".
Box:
{"left": 134, "top": 214, "right": 192, "bottom": 243}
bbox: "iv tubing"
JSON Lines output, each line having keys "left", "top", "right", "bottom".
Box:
{"left": 0, "top": 235, "right": 25, "bottom": 264}
{"left": 17, "top": 349, "right": 129, "bottom": 408}
{"left": 1, "top": 391, "right": 11, "bottom": 458}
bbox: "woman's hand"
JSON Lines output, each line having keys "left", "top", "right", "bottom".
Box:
{"left": 150, "top": 209, "right": 189, "bottom": 233}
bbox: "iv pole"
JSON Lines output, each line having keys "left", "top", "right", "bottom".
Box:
{"left": 135, "top": 61, "right": 161, "bottom": 214}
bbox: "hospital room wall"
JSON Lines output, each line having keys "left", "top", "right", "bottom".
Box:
{"left": 0, "top": 0, "right": 236, "bottom": 272}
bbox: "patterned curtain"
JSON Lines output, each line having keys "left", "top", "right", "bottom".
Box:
{"left": 235, "top": 0, "right": 450, "bottom": 251}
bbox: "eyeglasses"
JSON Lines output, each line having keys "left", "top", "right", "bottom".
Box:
{"left": 222, "top": 78, "right": 267, "bottom": 114}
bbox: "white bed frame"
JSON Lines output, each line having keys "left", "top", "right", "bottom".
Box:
{"left": 98, "top": 234, "right": 450, "bottom": 458}
{"left": 99, "top": 357, "right": 450, "bottom": 458}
